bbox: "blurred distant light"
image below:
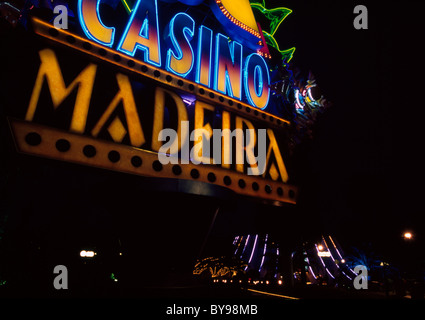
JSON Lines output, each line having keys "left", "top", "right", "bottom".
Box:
{"left": 277, "top": 279, "right": 283, "bottom": 285}
{"left": 80, "top": 250, "right": 95, "bottom": 258}
{"left": 317, "top": 244, "right": 324, "bottom": 251}
{"left": 403, "top": 232, "right": 413, "bottom": 240}
{"left": 318, "top": 251, "right": 331, "bottom": 257}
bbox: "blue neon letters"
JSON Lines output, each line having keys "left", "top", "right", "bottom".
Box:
{"left": 77, "top": 0, "right": 270, "bottom": 109}
{"left": 214, "top": 33, "right": 243, "bottom": 100}
{"left": 117, "top": 0, "right": 161, "bottom": 66}
{"left": 165, "top": 13, "right": 195, "bottom": 77}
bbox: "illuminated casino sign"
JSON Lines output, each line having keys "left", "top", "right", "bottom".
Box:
{"left": 3, "top": 0, "right": 306, "bottom": 205}
{"left": 78, "top": 0, "right": 270, "bottom": 109}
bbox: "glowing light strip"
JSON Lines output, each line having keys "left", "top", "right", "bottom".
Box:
{"left": 214, "top": 33, "right": 243, "bottom": 100}
{"left": 241, "top": 234, "right": 250, "bottom": 258}
{"left": 307, "top": 85, "right": 316, "bottom": 102}
{"left": 195, "top": 25, "right": 213, "bottom": 88}
{"left": 328, "top": 236, "right": 342, "bottom": 259}
{"left": 247, "top": 288, "right": 300, "bottom": 300}
{"left": 259, "top": 234, "right": 268, "bottom": 271}
{"left": 315, "top": 244, "right": 326, "bottom": 267}
{"left": 274, "top": 246, "right": 279, "bottom": 278}
{"left": 295, "top": 89, "right": 305, "bottom": 111}
{"left": 328, "top": 235, "right": 344, "bottom": 260}
{"left": 263, "top": 31, "right": 295, "bottom": 62}
{"left": 234, "top": 236, "right": 243, "bottom": 255}
{"left": 121, "top": 0, "right": 132, "bottom": 14}
{"left": 326, "top": 269, "right": 335, "bottom": 279}
{"left": 243, "top": 53, "right": 270, "bottom": 110}
{"left": 322, "top": 236, "right": 353, "bottom": 282}
{"left": 328, "top": 235, "right": 357, "bottom": 276}
{"left": 248, "top": 234, "right": 259, "bottom": 264}
{"left": 259, "top": 256, "right": 265, "bottom": 271}
{"left": 342, "top": 271, "right": 352, "bottom": 281}
{"left": 322, "top": 237, "right": 338, "bottom": 267}
{"left": 216, "top": 0, "right": 261, "bottom": 38}
{"left": 316, "top": 244, "right": 336, "bottom": 280}
{"left": 246, "top": 234, "right": 258, "bottom": 270}
{"left": 308, "top": 266, "right": 317, "bottom": 279}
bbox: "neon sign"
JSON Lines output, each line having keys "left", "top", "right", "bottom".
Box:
{"left": 0, "top": 1, "right": 307, "bottom": 204}
{"left": 77, "top": 0, "right": 270, "bottom": 110}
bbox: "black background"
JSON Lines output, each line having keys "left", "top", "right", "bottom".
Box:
{"left": 265, "top": 0, "right": 424, "bottom": 258}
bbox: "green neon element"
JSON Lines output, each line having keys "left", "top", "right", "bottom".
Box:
{"left": 121, "top": 0, "right": 134, "bottom": 14}
{"left": 249, "top": 0, "right": 295, "bottom": 62}
{"left": 250, "top": 1, "right": 292, "bottom": 36}
{"left": 120, "top": 0, "right": 294, "bottom": 61}
{"left": 262, "top": 30, "right": 295, "bottom": 63}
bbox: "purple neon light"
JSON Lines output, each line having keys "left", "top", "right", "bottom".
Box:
{"left": 234, "top": 235, "right": 243, "bottom": 255}
{"left": 308, "top": 266, "right": 317, "bottom": 279}
{"left": 259, "top": 234, "right": 268, "bottom": 272}
{"left": 316, "top": 244, "right": 336, "bottom": 280}
{"left": 328, "top": 235, "right": 357, "bottom": 276}
{"left": 245, "top": 234, "right": 258, "bottom": 271}
{"left": 326, "top": 268, "right": 335, "bottom": 279}
{"left": 240, "top": 234, "right": 250, "bottom": 258}
{"left": 248, "top": 234, "right": 258, "bottom": 264}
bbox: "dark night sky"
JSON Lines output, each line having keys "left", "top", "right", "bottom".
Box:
{"left": 266, "top": 0, "right": 424, "bottom": 254}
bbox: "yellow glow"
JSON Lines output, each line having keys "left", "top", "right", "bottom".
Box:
{"left": 403, "top": 232, "right": 413, "bottom": 239}
{"left": 121, "top": 0, "right": 132, "bottom": 14}
{"left": 247, "top": 288, "right": 300, "bottom": 300}
{"left": 107, "top": 116, "right": 128, "bottom": 143}
{"left": 26, "top": 49, "right": 97, "bottom": 134}
{"left": 263, "top": 129, "right": 288, "bottom": 183}
{"left": 80, "top": 0, "right": 115, "bottom": 46}
{"left": 219, "top": 0, "right": 260, "bottom": 34}
{"left": 250, "top": 2, "right": 292, "bottom": 36}
{"left": 193, "top": 101, "right": 215, "bottom": 164}
{"left": 268, "top": 163, "right": 279, "bottom": 181}
{"left": 235, "top": 116, "right": 256, "bottom": 174}
{"left": 151, "top": 87, "right": 189, "bottom": 152}
{"left": 80, "top": 250, "right": 95, "bottom": 257}
{"left": 91, "top": 73, "right": 145, "bottom": 147}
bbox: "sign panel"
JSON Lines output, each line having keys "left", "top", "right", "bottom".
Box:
{"left": 2, "top": 1, "right": 300, "bottom": 205}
